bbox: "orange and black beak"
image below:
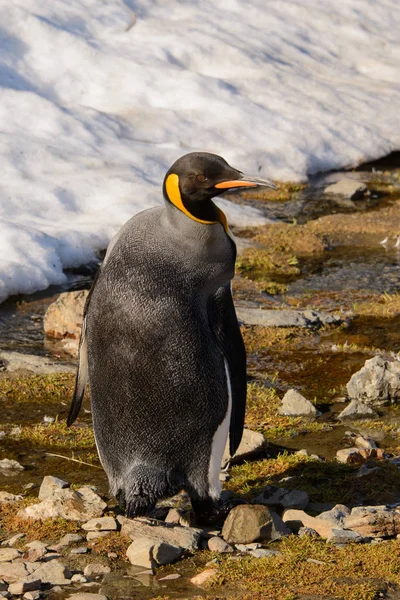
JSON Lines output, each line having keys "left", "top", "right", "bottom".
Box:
{"left": 215, "top": 174, "right": 277, "bottom": 191}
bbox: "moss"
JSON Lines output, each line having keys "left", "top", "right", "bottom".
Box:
{"left": 89, "top": 531, "right": 131, "bottom": 560}
{"left": 215, "top": 536, "right": 400, "bottom": 600}
{"left": 0, "top": 373, "right": 75, "bottom": 406}
{"left": 353, "top": 293, "right": 400, "bottom": 318}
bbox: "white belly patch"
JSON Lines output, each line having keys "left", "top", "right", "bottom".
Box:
{"left": 208, "top": 359, "right": 232, "bottom": 500}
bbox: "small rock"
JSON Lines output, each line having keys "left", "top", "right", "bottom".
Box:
{"left": 10, "top": 427, "right": 21, "bottom": 436}
{"left": 8, "top": 580, "right": 41, "bottom": 596}
{"left": 0, "top": 548, "right": 21, "bottom": 562}
{"left": 278, "top": 390, "right": 317, "bottom": 418}
{"left": 223, "top": 428, "right": 267, "bottom": 466}
{"left": 27, "top": 560, "right": 71, "bottom": 586}
{"left": 70, "top": 547, "right": 89, "bottom": 555}
{"left": 0, "top": 459, "right": 24, "bottom": 473}
{"left": 0, "top": 563, "right": 30, "bottom": 583}
{"left": 324, "top": 179, "right": 367, "bottom": 199}
{"left": 337, "top": 399, "right": 377, "bottom": 420}
{"left": 327, "top": 529, "right": 364, "bottom": 544}
{"left": 0, "top": 492, "right": 23, "bottom": 504}
{"left": 44, "top": 291, "right": 87, "bottom": 342}
{"left": 107, "top": 553, "right": 117, "bottom": 559}
{"left": 249, "top": 549, "right": 281, "bottom": 558}
{"left": 190, "top": 568, "right": 217, "bottom": 586}
{"left": 164, "top": 509, "right": 181, "bottom": 524}
{"left": 86, "top": 531, "right": 111, "bottom": 541}
{"left": 236, "top": 308, "right": 341, "bottom": 329}
{"left": 235, "top": 543, "right": 260, "bottom": 551}
{"left": 22, "top": 546, "right": 47, "bottom": 562}
{"left": 23, "top": 592, "right": 40, "bottom": 600}
{"left": 318, "top": 505, "right": 350, "bottom": 527}
{"left": 18, "top": 486, "right": 106, "bottom": 521}
{"left": 38, "top": 476, "right": 69, "bottom": 500}
{"left": 66, "top": 595, "right": 109, "bottom": 600}
{"left": 207, "top": 537, "right": 234, "bottom": 553}
{"left": 345, "top": 506, "right": 400, "bottom": 538}
{"left": 222, "top": 505, "right": 289, "bottom": 544}
{"left": 354, "top": 434, "right": 377, "bottom": 450}
{"left": 298, "top": 527, "right": 319, "bottom": 538}
{"left": 70, "top": 574, "right": 88, "bottom": 583}
{"left": 48, "top": 534, "right": 84, "bottom": 552}
{"left": 83, "top": 563, "right": 111, "bottom": 578}
{"left": 152, "top": 542, "right": 183, "bottom": 566}
{"left": 1, "top": 533, "right": 25, "bottom": 547}
{"left": 282, "top": 510, "right": 336, "bottom": 539}
{"left": 118, "top": 515, "right": 200, "bottom": 551}
{"left": 336, "top": 448, "right": 364, "bottom": 464}
{"left": 43, "top": 416, "right": 55, "bottom": 424}
{"left": 158, "top": 573, "right": 181, "bottom": 581}
{"left": 81, "top": 517, "right": 117, "bottom": 532}
{"left": 126, "top": 537, "right": 182, "bottom": 568}
{"left": 253, "top": 485, "right": 309, "bottom": 510}
{"left": 346, "top": 355, "right": 400, "bottom": 406}
{"left": 0, "top": 351, "right": 73, "bottom": 375}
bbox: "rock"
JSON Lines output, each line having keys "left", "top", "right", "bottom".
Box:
{"left": 26, "top": 561, "right": 71, "bottom": 586}
{"left": 1, "top": 533, "right": 25, "bottom": 547}
{"left": 222, "top": 505, "right": 289, "bottom": 544}
{"left": 66, "top": 595, "right": 109, "bottom": 600}
{"left": 324, "top": 179, "right": 367, "bottom": 199}
{"left": 70, "top": 547, "right": 89, "bottom": 555}
{"left": 22, "top": 545, "right": 47, "bottom": 562}
{"left": 0, "top": 563, "right": 30, "bottom": 583}
{"left": 207, "top": 537, "right": 234, "bottom": 553}
{"left": 48, "top": 534, "right": 84, "bottom": 552}
{"left": 118, "top": 515, "right": 200, "bottom": 551}
{"left": 336, "top": 448, "right": 364, "bottom": 464}
{"left": 298, "top": 527, "right": 319, "bottom": 538}
{"left": 346, "top": 355, "right": 400, "bottom": 406}
{"left": 126, "top": 537, "right": 182, "bottom": 568}
{"left": 152, "top": 542, "right": 183, "bottom": 566}
{"left": 282, "top": 510, "right": 336, "bottom": 539}
{"left": 190, "top": 568, "right": 217, "bottom": 586}
{"left": 0, "top": 459, "right": 24, "bottom": 473}
{"left": 0, "top": 351, "right": 74, "bottom": 375}
{"left": 0, "top": 548, "right": 21, "bottom": 562}
{"left": 70, "top": 574, "right": 88, "bottom": 583}
{"left": 82, "top": 517, "right": 118, "bottom": 532}
{"left": 337, "top": 399, "right": 377, "bottom": 420}
{"left": 249, "top": 549, "right": 281, "bottom": 558}
{"left": 158, "top": 573, "right": 181, "bottom": 581}
{"left": 354, "top": 434, "right": 377, "bottom": 450}
{"left": 253, "top": 485, "right": 309, "bottom": 510}
{"left": 44, "top": 291, "right": 87, "bottom": 342}
{"left": 278, "top": 390, "right": 317, "bottom": 418}
{"left": 164, "top": 509, "right": 182, "bottom": 525}
{"left": 345, "top": 506, "right": 400, "bottom": 538}
{"left": 83, "top": 563, "right": 111, "bottom": 578}
{"left": 236, "top": 308, "right": 341, "bottom": 329}
{"left": 327, "top": 529, "right": 364, "bottom": 544}
{"left": 38, "top": 476, "right": 69, "bottom": 500}
{"left": 235, "top": 543, "right": 260, "bottom": 551}
{"left": 223, "top": 428, "right": 267, "bottom": 465}
{"left": 86, "top": 531, "right": 112, "bottom": 541}
{"left": 23, "top": 592, "right": 41, "bottom": 600}
{"left": 318, "top": 505, "right": 350, "bottom": 527}
{"left": 18, "top": 487, "right": 106, "bottom": 521}
{"left": 8, "top": 580, "right": 41, "bottom": 596}
{"left": 0, "top": 492, "right": 22, "bottom": 504}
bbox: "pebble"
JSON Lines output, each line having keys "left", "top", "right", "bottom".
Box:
{"left": 0, "top": 548, "right": 21, "bottom": 562}
{"left": 70, "top": 547, "right": 90, "bottom": 554}
{"left": 0, "top": 459, "right": 23, "bottom": 471}
{"left": 71, "top": 574, "right": 88, "bottom": 583}
{"left": 1, "top": 533, "right": 25, "bottom": 547}
{"left": 249, "top": 549, "right": 281, "bottom": 558}
{"left": 83, "top": 564, "right": 111, "bottom": 578}
{"left": 81, "top": 517, "right": 118, "bottom": 532}
{"left": 23, "top": 592, "right": 40, "bottom": 600}
{"left": 190, "top": 568, "right": 217, "bottom": 586}
{"left": 207, "top": 537, "right": 234, "bottom": 553}
{"left": 158, "top": 573, "right": 182, "bottom": 581}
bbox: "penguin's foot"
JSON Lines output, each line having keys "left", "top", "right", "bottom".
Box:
{"left": 191, "top": 496, "right": 221, "bottom": 526}
{"left": 125, "top": 495, "right": 156, "bottom": 519}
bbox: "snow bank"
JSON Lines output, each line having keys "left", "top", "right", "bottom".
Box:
{"left": 0, "top": 0, "right": 399, "bottom": 302}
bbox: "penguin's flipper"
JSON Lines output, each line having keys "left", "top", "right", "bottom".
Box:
{"left": 208, "top": 284, "right": 247, "bottom": 458}
{"left": 67, "top": 316, "right": 88, "bottom": 426}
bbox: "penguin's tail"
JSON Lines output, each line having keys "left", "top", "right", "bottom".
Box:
{"left": 67, "top": 318, "right": 88, "bottom": 427}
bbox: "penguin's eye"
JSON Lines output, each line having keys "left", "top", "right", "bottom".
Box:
{"left": 196, "top": 174, "right": 208, "bottom": 183}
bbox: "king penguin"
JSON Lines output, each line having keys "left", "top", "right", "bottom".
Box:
{"left": 67, "top": 152, "right": 275, "bottom": 523}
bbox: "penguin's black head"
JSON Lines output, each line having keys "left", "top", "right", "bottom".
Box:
{"left": 163, "top": 152, "right": 276, "bottom": 227}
